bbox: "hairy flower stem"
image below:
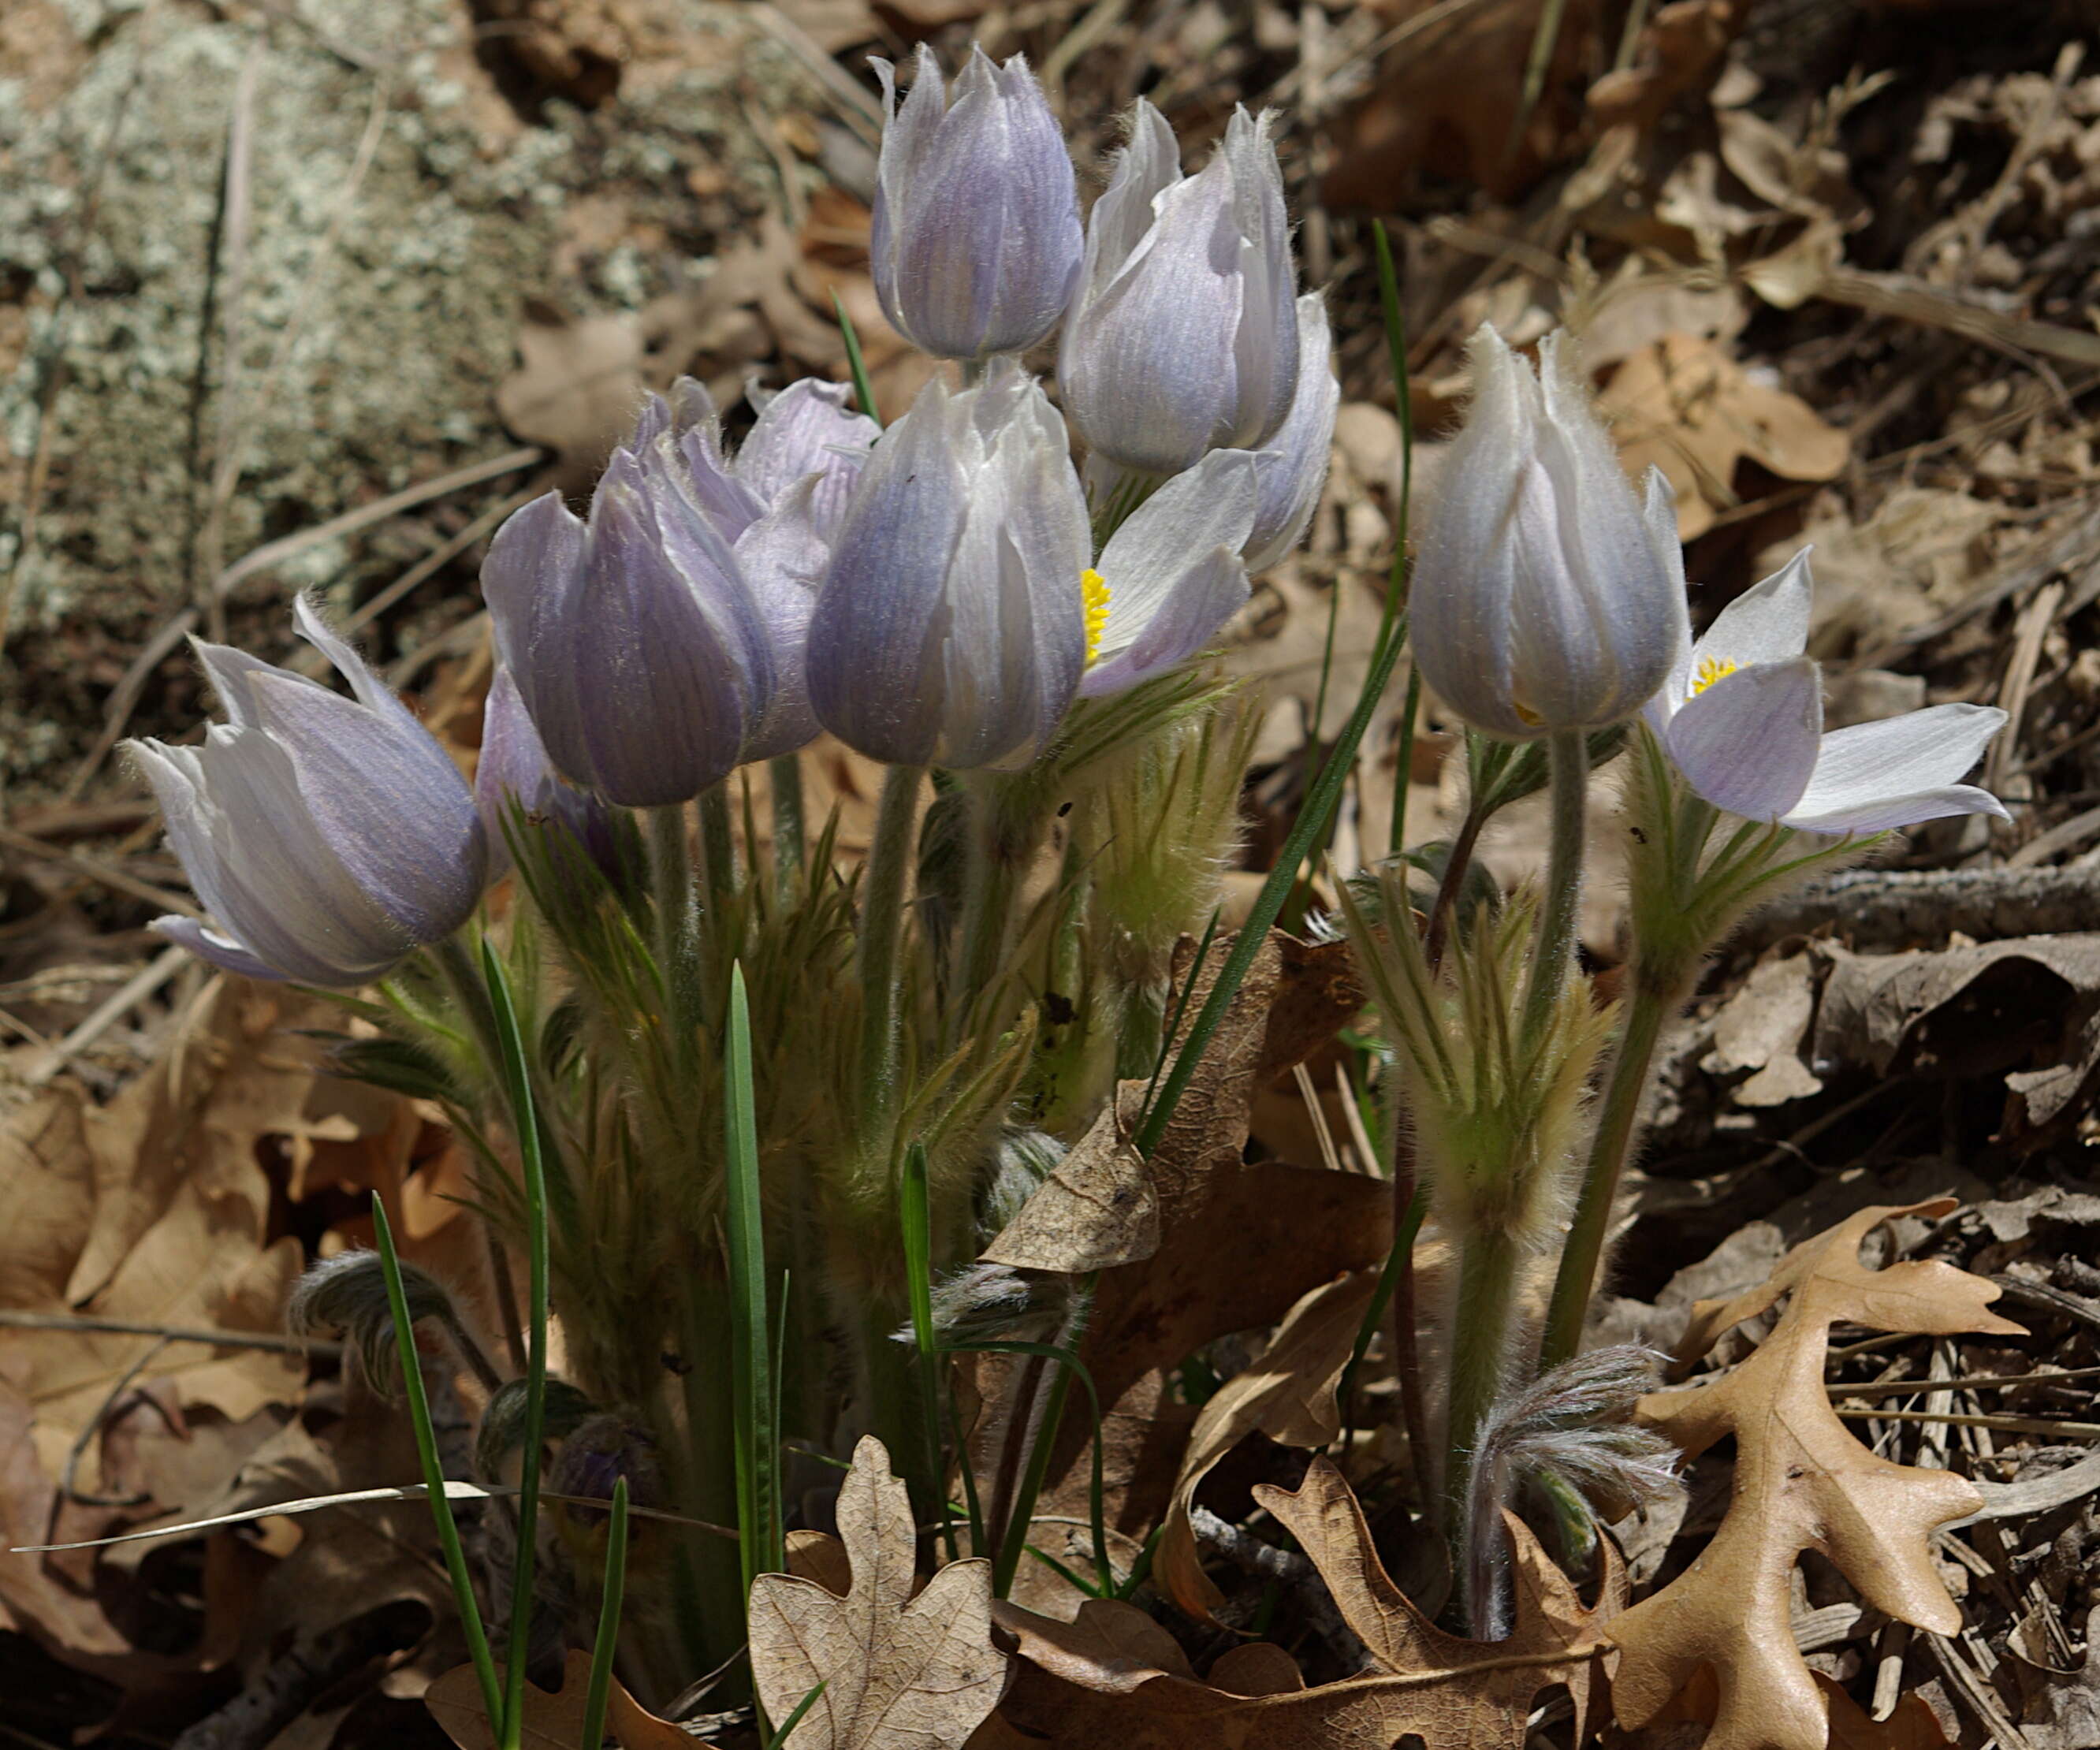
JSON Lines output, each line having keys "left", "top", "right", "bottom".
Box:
{"left": 858, "top": 765, "right": 924, "bottom": 1140}
{"left": 1536, "top": 981, "right": 1676, "bottom": 1371}
{"left": 1517, "top": 728, "right": 1588, "bottom": 1051}
{"left": 429, "top": 933, "right": 528, "bottom": 1374}
{"left": 769, "top": 754, "right": 805, "bottom": 898}
{"left": 1383, "top": 1095, "right": 1438, "bottom": 1525}
{"left": 951, "top": 780, "right": 1044, "bottom": 1049}
{"left": 1421, "top": 805, "right": 1488, "bottom": 974}
{"left": 1443, "top": 1223, "right": 1522, "bottom": 1629}
{"left": 650, "top": 804, "right": 702, "bottom": 1060}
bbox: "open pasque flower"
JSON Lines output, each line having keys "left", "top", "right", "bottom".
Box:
{"left": 872, "top": 47, "right": 1082, "bottom": 361}
{"left": 1410, "top": 326, "right": 1679, "bottom": 740}
{"left": 807, "top": 360, "right": 1091, "bottom": 769}
{"left": 126, "top": 598, "right": 488, "bottom": 986}
{"left": 1059, "top": 103, "right": 1298, "bottom": 477}
{"left": 483, "top": 378, "right": 875, "bottom": 806}
{"left": 1640, "top": 507, "right": 2009, "bottom": 834}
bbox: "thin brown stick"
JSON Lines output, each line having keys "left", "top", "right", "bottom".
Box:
{"left": 0, "top": 1308, "right": 340, "bottom": 1359}
{"left": 0, "top": 825, "right": 202, "bottom": 918}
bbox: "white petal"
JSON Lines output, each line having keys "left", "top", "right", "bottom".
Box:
{"left": 1079, "top": 547, "right": 1247, "bottom": 698}
{"left": 1781, "top": 704, "right": 2009, "bottom": 835}
{"left": 1664, "top": 658, "right": 1822, "bottom": 821}
{"left": 1093, "top": 449, "right": 1258, "bottom": 659}
{"left": 152, "top": 916, "right": 288, "bottom": 982}
{"left": 1640, "top": 467, "right": 1692, "bottom": 735}
{"left": 1694, "top": 547, "right": 1813, "bottom": 676}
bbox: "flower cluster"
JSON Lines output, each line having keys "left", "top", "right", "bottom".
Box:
{"left": 134, "top": 49, "right": 1342, "bottom": 985}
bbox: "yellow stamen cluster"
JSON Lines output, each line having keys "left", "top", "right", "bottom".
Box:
{"left": 1691, "top": 655, "right": 1740, "bottom": 698}
{"left": 1082, "top": 568, "right": 1111, "bottom": 668}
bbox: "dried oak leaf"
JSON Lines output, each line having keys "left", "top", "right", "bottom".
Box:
{"left": 749, "top": 1435, "right": 1007, "bottom": 1750}
{"left": 1155, "top": 1268, "right": 1380, "bottom": 1622}
{"left": 426, "top": 1648, "right": 694, "bottom": 1748}
{"left": 996, "top": 1457, "right": 1618, "bottom": 1749}
{"left": 1610, "top": 1199, "right": 2024, "bottom": 1750}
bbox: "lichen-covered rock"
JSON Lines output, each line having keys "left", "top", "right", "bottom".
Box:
{"left": 0, "top": 0, "right": 828, "bottom": 793}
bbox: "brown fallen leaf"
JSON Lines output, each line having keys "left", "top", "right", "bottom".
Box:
{"left": 1153, "top": 1268, "right": 1379, "bottom": 1622}
{"left": 996, "top": 1458, "right": 1618, "bottom": 1749}
{"left": 1029, "top": 932, "right": 1392, "bottom": 1532}
{"left": 1599, "top": 331, "right": 1849, "bottom": 539}
{"left": 426, "top": 1647, "right": 697, "bottom": 1748}
{"left": 1611, "top": 1200, "right": 2025, "bottom": 1750}
{"left": 1818, "top": 1673, "right": 1957, "bottom": 1750}
{"left": 749, "top": 1435, "right": 1007, "bottom": 1750}
{"left": 980, "top": 1098, "right": 1157, "bottom": 1274}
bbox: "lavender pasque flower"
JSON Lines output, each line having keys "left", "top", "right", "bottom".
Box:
{"left": 872, "top": 47, "right": 1083, "bottom": 361}
{"left": 1640, "top": 504, "right": 2009, "bottom": 834}
{"left": 125, "top": 598, "right": 488, "bottom": 986}
{"left": 1410, "top": 326, "right": 1680, "bottom": 740}
{"left": 806, "top": 360, "right": 1090, "bottom": 769}
{"left": 475, "top": 665, "right": 619, "bottom": 879}
{"left": 483, "top": 378, "right": 875, "bottom": 806}
{"left": 1059, "top": 103, "right": 1299, "bottom": 477}
{"left": 1242, "top": 292, "right": 1339, "bottom": 572}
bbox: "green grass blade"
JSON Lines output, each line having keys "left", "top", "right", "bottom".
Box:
{"left": 762, "top": 1680, "right": 827, "bottom": 1750}
{"left": 372, "top": 1195, "right": 502, "bottom": 1730}
{"left": 578, "top": 1476, "right": 631, "bottom": 1750}
{"left": 957, "top": 1334, "right": 1109, "bottom": 1599}
{"left": 832, "top": 292, "right": 880, "bottom": 427}
{"left": 1374, "top": 221, "right": 1421, "bottom": 860}
{"left": 899, "top": 1142, "right": 959, "bottom": 1562}
{"left": 724, "top": 963, "right": 780, "bottom": 1596}
{"left": 478, "top": 940, "right": 548, "bottom": 1750}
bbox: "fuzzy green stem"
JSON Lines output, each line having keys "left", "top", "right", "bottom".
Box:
{"left": 769, "top": 754, "right": 806, "bottom": 897}
{"left": 1537, "top": 980, "right": 1674, "bottom": 1372}
{"left": 857, "top": 765, "right": 923, "bottom": 1138}
{"left": 698, "top": 784, "right": 737, "bottom": 907}
{"left": 649, "top": 804, "right": 701, "bottom": 1057}
{"left": 1443, "top": 1223, "right": 1522, "bottom": 1629}
{"left": 1517, "top": 729, "right": 1588, "bottom": 1050}
{"left": 951, "top": 777, "right": 1044, "bottom": 1048}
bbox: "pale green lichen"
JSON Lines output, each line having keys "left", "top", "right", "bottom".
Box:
{"left": 0, "top": 0, "right": 815, "bottom": 794}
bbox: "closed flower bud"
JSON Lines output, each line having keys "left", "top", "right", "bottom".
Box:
{"left": 872, "top": 47, "right": 1083, "bottom": 361}
{"left": 807, "top": 360, "right": 1091, "bottom": 769}
{"left": 1059, "top": 103, "right": 1299, "bottom": 476}
{"left": 1411, "top": 326, "right": 1680, "bottom": 741}
{"left": 125, "top": 598, "right": 488, "bottom": 987}
{"left": 483, "top": 377, "right": 878, "bottom": 809}
{"left": 1242, "top": 292, "right": 1340, "bottom": 572}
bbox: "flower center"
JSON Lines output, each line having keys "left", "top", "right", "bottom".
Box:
{"left": 1082, "top": 568, "right": 1111, "bottom": 668}
{"left": 1691, "top": 655, "right": 1740, "bottom": 698}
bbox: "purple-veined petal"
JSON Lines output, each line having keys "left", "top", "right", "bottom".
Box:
{"left": 736, "top": 378, "right": 878, "bottom": 518}
{"left": 151, "top": 916, "right": 289, "bottom": 983}
{"left": 732, "top": 478, "right": 828, "bottom": 761}
{"left": 1664, "top": 657, "right": 1823, "bottom": 821}
{"left": 1080, "top": 547, "right": 1247, "bottom": 698}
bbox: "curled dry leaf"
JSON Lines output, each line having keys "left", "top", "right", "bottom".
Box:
{"left": 748, "top": 1435, "right": 1006, "bottom": 1750}
{"left": 1612, "top": 1199, "right": 2025, "bottom": 1750}
{"left": 1154, "top": 1268, "right": 1379, "bottom": 1622}
{"left": 426, "top": 1648, "right": 697, "bottom": 1749}
{"left": 997, "top": 1457, "right": 1619, "bottom": 1750}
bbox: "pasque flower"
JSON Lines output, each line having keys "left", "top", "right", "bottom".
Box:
{"left": 872, "top": 47, "right": 1082, "bottom": 361}
{"left": 1059, "top": 102, "right": 1299, "bottom": 476}
{"left": 806, "top": 360, "right": 1090, "bottom": 769}
{"left": 483, "top": 378, "right": 876, "bottom": 806}
{"left": 1640, "top": 510, "right": 2009, "bottom": 833}
{"left": 126, "top": 598, "right": 488, "bottom": 986}
{"left": 1410, "top": 326, "right": 1680, "bottom": 740}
